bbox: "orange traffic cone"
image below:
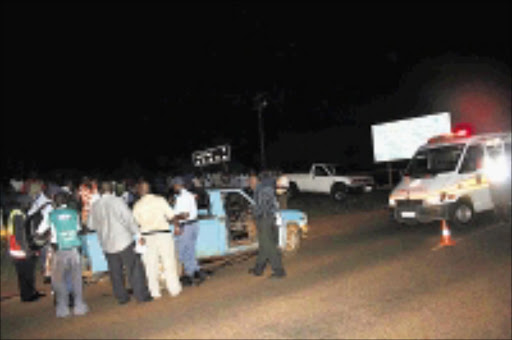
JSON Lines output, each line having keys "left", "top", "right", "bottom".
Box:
{"left": 439, "top": 220, "right": 456, "bottom": 246}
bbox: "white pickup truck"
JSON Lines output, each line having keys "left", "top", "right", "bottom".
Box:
{"left": 285, "top": 163, "right": 375, "bottom": 201}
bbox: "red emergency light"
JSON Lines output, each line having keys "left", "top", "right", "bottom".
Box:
{"left": 428, "top": 123, "right": 474, "bottom": 144}
{"left": 453, "top": 123, "right": 473, "bottom": 137}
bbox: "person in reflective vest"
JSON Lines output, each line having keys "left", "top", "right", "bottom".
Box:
{"left": 36, "top": 192, "right": 88, "bottom": 318}
{"left": 7, "top": 208, "right": 46, "bottom": 302}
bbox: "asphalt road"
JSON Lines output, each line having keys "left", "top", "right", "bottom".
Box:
{"left": 1, "top": 208, "right": 511, "bottom": 339}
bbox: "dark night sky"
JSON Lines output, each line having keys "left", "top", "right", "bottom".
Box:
{"left": 2, "top": 2, "right": 511, "bottom": 176}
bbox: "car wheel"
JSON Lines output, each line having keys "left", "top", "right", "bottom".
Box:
{"left": 288, "top": 182, "right": 299, "bottom": 198}
{"left": 331, "top": 183, "right": 347, "bottom": 201}
{"left": 284, "top": 224, "right": 301, "bottom": 255}
{"left": 451, "top": 200, "right": 474, "bottom": 227}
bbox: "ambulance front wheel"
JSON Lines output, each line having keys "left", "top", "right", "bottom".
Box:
{"left": 450, "top": 199, "right": 474, "bottom": 227}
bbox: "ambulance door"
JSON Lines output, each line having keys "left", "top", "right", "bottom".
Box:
{"left": 458, "top": 144, "right": 493, "bottom": 212}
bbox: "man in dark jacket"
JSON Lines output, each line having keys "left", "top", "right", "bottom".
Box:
{"left": 7, "top": 200, "right": 46, "bottom": 302}
{"left": 248, "top": 172, "right": 286, "bottom": 278}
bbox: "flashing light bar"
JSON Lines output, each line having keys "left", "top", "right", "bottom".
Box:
{"left": 453, "top": 123, "right": 473, "bottom": 137}
{"left": 454, "top": 129, "right": 469, "bottom": 137}
{"left": 428, "top": 130, "right": 472, "bottom": 144}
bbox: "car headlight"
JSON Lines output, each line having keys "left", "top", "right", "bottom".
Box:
{"left": 389, "top": 197, "right": 396, "bottom": 207}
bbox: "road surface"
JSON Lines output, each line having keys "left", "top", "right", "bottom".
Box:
{"left": 1, "top": 208, "right": 510, "bottom": 339}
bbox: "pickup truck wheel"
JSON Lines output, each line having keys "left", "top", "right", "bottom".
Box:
{"left": 288, "top": 182, "right": 299, "bottom": 198}
{"left": 284, "top": 224, "right": 301, "bottom": 255}
{"left": 331, "top": 183, "right": 348, "bottom": 201}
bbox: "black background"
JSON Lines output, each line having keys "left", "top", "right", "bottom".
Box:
{"left": 2, "top": 2, "right": 510, "bottom": 176}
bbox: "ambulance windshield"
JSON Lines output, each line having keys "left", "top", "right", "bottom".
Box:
{"left": 406, "top": 144, "right": 465, "bottom": 177}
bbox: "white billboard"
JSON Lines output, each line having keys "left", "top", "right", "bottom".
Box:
{"left": 371, "top": 112, "right": 451, "bottom": 162}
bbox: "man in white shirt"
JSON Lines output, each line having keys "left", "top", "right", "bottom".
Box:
{"left": 133, "top": 182, "right": 182, "bottom": 299}
{"left": 172, "top": 177, "right": 207, "bottom": 286}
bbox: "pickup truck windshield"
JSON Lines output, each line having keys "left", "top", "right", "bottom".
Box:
{"left": 406, "top": 144, "right": 464, "bottom": 177}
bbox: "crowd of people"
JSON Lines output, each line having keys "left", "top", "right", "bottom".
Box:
{"left": 3, "top": 169, "right": 290, "bottom": 319}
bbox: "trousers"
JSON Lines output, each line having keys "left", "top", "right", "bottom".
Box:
{"left": 13, "top": 256, "right": 38, "bottom": 301}
{"left": 51, "top": 248, "right": 88, "bottom": 317}
{"left": 141, "top": 233, "right": 182, "bottom": 298}
{"left": 39, "top": 243, "right": 49, "bottom": 275}
{"left": 176, "top": 222, "right": 200, "bottom": 276}
{"left": 253, "top": 216, "right": 285, "bottom": 275}
{"left": 105, "top": 242, "right": 151, "bottom": 303}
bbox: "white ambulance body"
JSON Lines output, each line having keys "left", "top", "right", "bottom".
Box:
{"left": 389, "top": 131, "right": 511, "bottom": 225}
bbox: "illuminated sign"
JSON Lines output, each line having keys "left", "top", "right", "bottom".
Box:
{"left": 371, "top": 112, "right": 452, "bottom": 162}
{"left": 192, "top": 145, "right": 231, "bottom": 167}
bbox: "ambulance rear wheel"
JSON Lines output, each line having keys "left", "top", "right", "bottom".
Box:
{"left": 451, "top": 200, "right": 474, "bottom": 228}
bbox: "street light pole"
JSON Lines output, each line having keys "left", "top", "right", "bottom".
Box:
{"left": 256, "top": 97, "right": 267, "bottom": 170}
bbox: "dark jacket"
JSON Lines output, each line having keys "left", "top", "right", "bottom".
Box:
{"left": 252, "top": 178, "right": 278, "bottom": 219}
{"left": 13, "top": 212, "right": 31, "bottom": 254}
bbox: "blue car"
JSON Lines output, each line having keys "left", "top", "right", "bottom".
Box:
{"left": 81, "top": 188, "right": 309, "bottom": 275}
{"left": 185, "top": 188, "right": 308, "bottom": 258}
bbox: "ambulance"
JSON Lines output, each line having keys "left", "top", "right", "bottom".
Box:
{"left": 389, "top": 129, "right": 511, "bottom": 226}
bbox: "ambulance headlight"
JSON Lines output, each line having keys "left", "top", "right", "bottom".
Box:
{"left": 484, "top": 156, "right": 509, "bottom": 183}
{"left": 389, "top": 197, "right": 396, "bottom": 207}
{"left": 425, "top": 195, "right": 439, "bottom": 205}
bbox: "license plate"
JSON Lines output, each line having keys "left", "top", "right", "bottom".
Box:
{"left": 401, "top": 211, "right": 416, "bottom": 218}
